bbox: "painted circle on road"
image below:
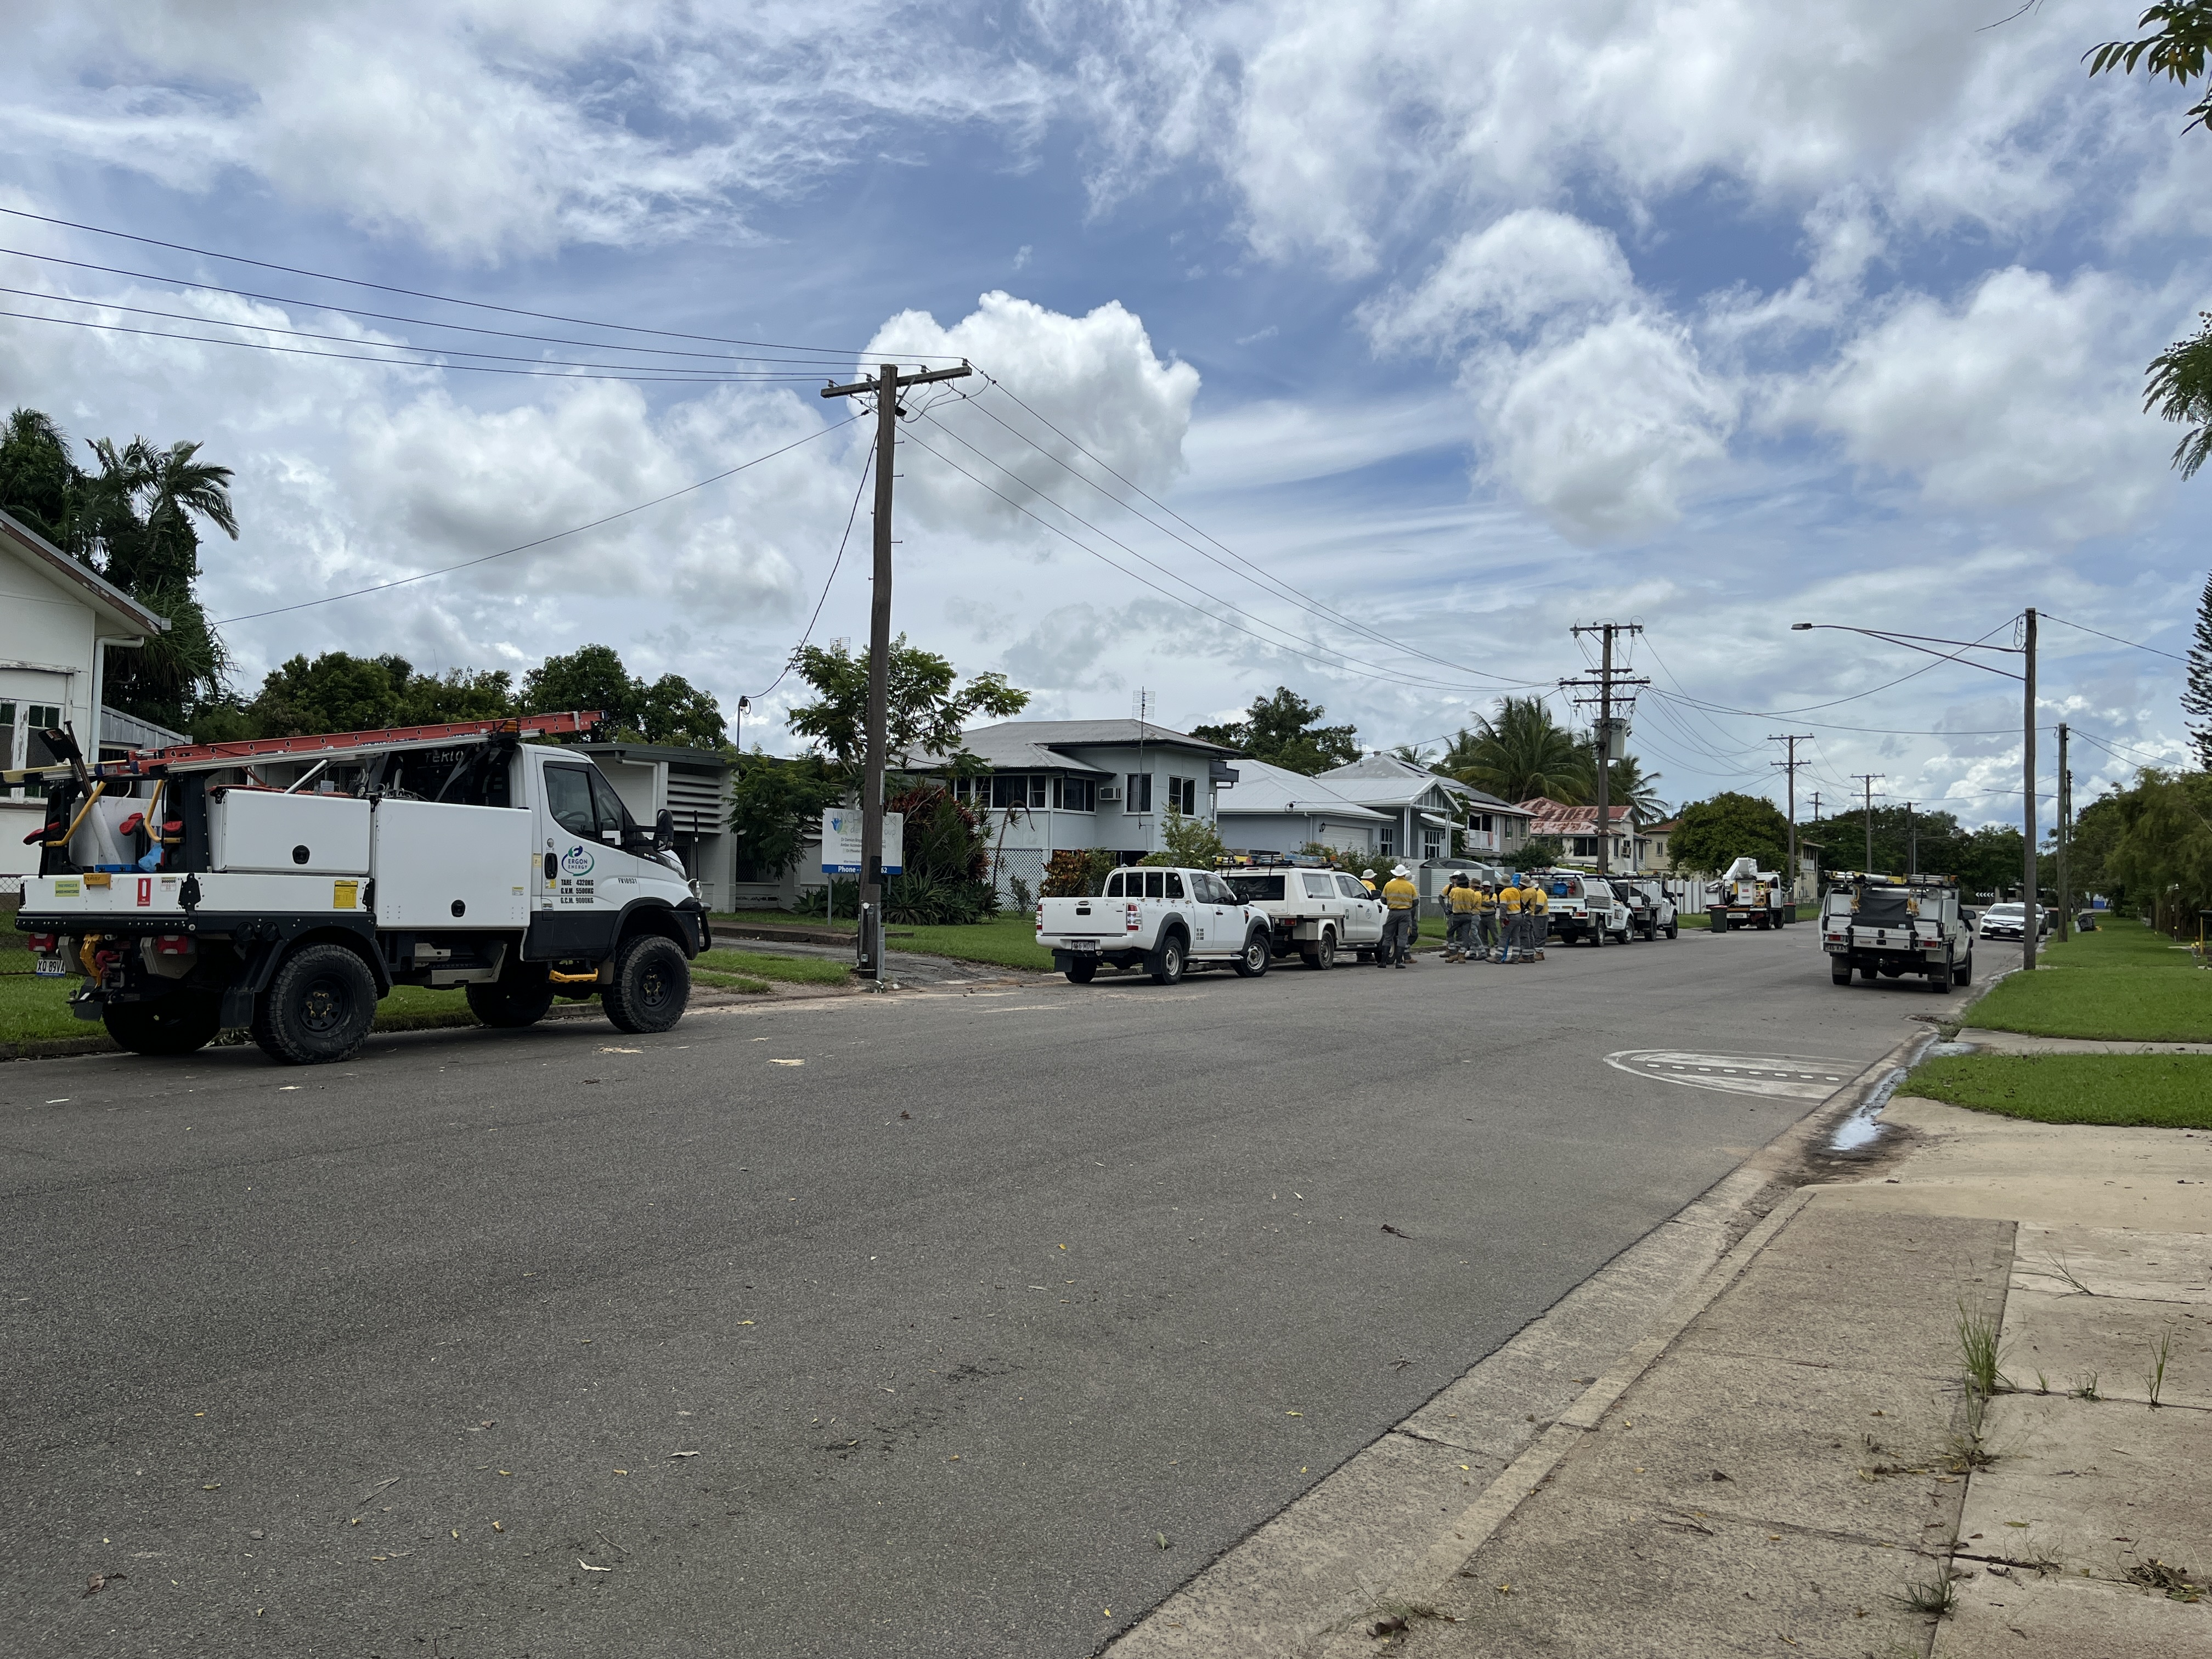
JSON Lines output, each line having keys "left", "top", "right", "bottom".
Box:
{"left": 1604, "top": 1049, "right": 1854, "bottom": 1101}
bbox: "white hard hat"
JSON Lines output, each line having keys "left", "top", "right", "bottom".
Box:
{"left": 1393, "top": 864, "right": 1410, "bottom": 877}
{"left": 1361, "top": 868, "right": 1375, "bottom": 878}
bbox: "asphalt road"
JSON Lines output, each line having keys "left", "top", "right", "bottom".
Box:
{"left": 2, "top": 923, "right": 1939, "bottom": 1657}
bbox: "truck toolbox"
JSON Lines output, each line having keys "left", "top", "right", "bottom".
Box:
{"left": 370, "top": 799, "right": 531, "bottom": 928}
{"left": 209, "top": 789, "right": 371, "bottom": 874}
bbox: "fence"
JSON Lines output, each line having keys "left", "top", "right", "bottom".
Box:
{"left": 988, "top": 847, "right": 1048, "bottom": 907}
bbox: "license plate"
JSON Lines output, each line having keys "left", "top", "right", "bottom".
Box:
{"left": 35, "top": 958, "right": 67, "bottom": 977}
{"left": 1069, "top": 939, "right": 1098, "bottom": 953}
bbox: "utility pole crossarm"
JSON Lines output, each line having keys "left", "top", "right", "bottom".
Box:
{"left": 820, "top": 362, "right": 972, "bottom": 399}
{"left": 1563, "top": 623, "right": 1647, "bottom": 880}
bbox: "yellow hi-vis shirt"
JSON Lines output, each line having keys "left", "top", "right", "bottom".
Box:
{"left": 1382, "top": 876, "right": 1419, "bottom": 912}
{"left": 1528, "top": 885, "right": 1550, "bottom": 915}
{"left": 1474, "top": 889, "right": 1498, "bottom": 915}
{"left": 1446, "top": 884, "right": 1481, "bottom": 915}
{"left": 1498, "top": 884, "right": 1525, "bottom": 915}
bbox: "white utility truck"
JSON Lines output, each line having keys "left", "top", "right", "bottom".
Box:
{"left": 12, "top": 713, "right": 710, "bottom": 1063}
{"left": 1536, "top": 870, "right": 1633, "bottom": 946}
{"left": 1820, "top": 872, "right": 1972, "bottom": 992}
{"left": 1708, "top": 856, "right": 1790, "bottom": 932}
{"left": 1609, "top": 877, "right": 1679, "bottom": 940}
{"left": 1218, "top": 860, "right": 1386, "bottom": 968}
{"left": 1036, "top": 865, "right": 1273, "bottom": 985}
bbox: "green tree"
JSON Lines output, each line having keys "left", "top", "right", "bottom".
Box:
{"left": 729, "top": 751, "right": 844, "bottom": 879}
{"left": 0, "top": 408, "right": 80, "bottom": 543}
{"left": 786, "top": 636, "right": 1027, "bottom": 775}
{"left": 1141, "top": 808, "right": 1228, "bottom": 867}
{"left": 2102, "top": 768, "right": 2212, "bottom": 929}
{"left": 1669, "top": 792, "right": 1790, "bottom": 875}
{"left": 1446, "top": 696, "right": 1587, "bottom": 803}
{"left": 1517, "top": 833, "right": 1566, "bottom": 869}
{"left": 1189, "top": 686, "right": 1360, "bottom": 775}
{"left": 522, "top": 644, "right": 725, "bottom": 747}
{"left": 1570, "top": 748, "right": 1666, "bottom": 822}
{"left": 247, "top": 652, "right": 414, "bottom": 737}
{"left": 2184, "top": 572, "right": 2212, "bottom": 768}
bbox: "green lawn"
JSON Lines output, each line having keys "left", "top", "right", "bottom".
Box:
{"left": 1898, "top": 1052, "right": 2212, "bottom": 1130}
{"left": 693, "top": 947, "right": 852, "bottom": 994}
{"left": 1963, "top": 922, "right": 2212, "bottom": 1043}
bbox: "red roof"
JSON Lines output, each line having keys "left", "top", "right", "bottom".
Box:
{"left": 1517, "top": 797, "right": 1635, "bottom": 836}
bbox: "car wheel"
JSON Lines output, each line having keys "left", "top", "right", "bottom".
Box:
{"left": 253, "top": 942, "right": 378, "bottom": 1065}
{"left": 1831, "top": 958, "right": 1853, "bottom": 985}
{"left": 1234, "top": 930, "right": 1270, "bottom": 978}
{"left": 1956, "top": 950, "right": 1973, "bottom": 986}
{"left": 1064, "top": 959, "right": 1097, "bottom": 984}
{"left": 1148, "top": 934, "right": 1186, "bottom": 985}
{"left": 1666, "top": 921, "right": 1679, "bottom": 939}
{"left": 1304, "top": 928, "right": 1336, "bottom": 970}
{"left": 465, "top": 962, "right": 556, "bottom": 1029}
{"left": 603, "top": 934, "right": 690, "bottom": 1034}
{"left": 103, "top": 990, "right": 222, "bottom": 1056}
{"left": 1930, "top": 949, "right": 1954, "bottom": 992}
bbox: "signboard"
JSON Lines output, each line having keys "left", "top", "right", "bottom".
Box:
{"left": 820, "top": 809, "right": 904, "bottom": 876}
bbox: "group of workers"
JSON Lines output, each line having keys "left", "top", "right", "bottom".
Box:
{"left": 1359, "top": 865, "right": 1551, "bottom": 967}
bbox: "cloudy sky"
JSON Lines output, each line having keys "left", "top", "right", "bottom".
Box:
{"left": 2, "top": 0, "right": 2205, "bottom": 825}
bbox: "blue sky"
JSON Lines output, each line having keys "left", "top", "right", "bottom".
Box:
{"left": 2, "top": 0, "right": 2205, "bottom": 827}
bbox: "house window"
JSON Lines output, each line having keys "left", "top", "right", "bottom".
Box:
{"left": 1124, "top": 773, "right": 1153, "bottom": 812}
{"left": 989, "top": 774, "right": 1049, "bottom": 809}
{"left": 1167, "top": 775, "right": 1196, "bottom": 814}
{"left": 1378, "top": 830, "right": 1395, "bottom": 856}
{"left": 1471, "top": 812, "right": 1492, "bottom": 833}
{"left": 1053, "top": 776, "right": 1096, "bottom": 812}
{"left": 1422, "top": 829, "right": 1444, "bottom": 860}
{"left": 1572, "top": 836, "right": 1598, "bottom": 857}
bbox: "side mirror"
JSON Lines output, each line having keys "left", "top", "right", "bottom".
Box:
{"left": 654, "top": 808, "right": 675, "bottom": 852}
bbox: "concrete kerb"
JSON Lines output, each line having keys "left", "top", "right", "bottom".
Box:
{"left": 1109, "top": 1024, "right": 1937, "bottom": 1659}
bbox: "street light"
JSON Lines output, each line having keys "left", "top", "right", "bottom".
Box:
{"left": 1787, "top": 613, "right": 2039, "bottom": 975}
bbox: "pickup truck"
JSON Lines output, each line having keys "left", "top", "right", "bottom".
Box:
{"left": 1821, "top": 873, "right": 1971, "bottom": 991}
{"left": 1609, "top": 878, "right": 1679, "bottom": 940}
{"left": 1036, "top": 865, "right": 1273, "bottom": 985}
{"left": 1219, "top": 862, "right": 1386, "bottom": 968}
{"left": 1537, "top": 869, "right": 1632, "bottom": 946}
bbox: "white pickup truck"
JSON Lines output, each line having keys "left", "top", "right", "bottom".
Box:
{"left": 1036, "top": 865, "right": 1274, "bottom": 985}
{"left": 1822, "top": 873, "right": 1972, "bottom": 992}
{"left": 1536, "top": 870, "right": 1633, "bottom": 947}
{"left": 1218, "top": 862, "right": 1386, "bottom": 968}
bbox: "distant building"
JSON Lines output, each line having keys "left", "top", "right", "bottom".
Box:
{"left": 580, "top": 741, "right": 735, "bottom": 911}
{"left": 1520, "top": 798, "right": 1652, "bottom": 871}
{"left": 1316, "top": 754, "right": 1533, "bottom": 864}
{"left": 1211, "top": 756, "right": 1391, "bottom": 859}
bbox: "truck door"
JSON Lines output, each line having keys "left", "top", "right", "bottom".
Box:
{"left": 1335, "top": 873, "right": 1383, "bottom": 944}
{"left": 532, "top": 758, "right": 624, "bottom": 959}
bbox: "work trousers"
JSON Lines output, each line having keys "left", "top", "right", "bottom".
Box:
{"left": 1477, "top": 913, "right": 1499, "bottom": 956}
{"left": 1380, "top": 911, "right": 1415, "bottom": 966}
{"left": 1527, "top": 913, "right": 1546, "bottom": 955}
{"left": 1446, "top": 913, "right": 1477, "bottom": 955}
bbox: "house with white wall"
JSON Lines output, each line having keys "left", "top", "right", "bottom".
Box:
{"left": 1211, "top": 757, "right": 1390, "bottom": 859}
{"left": 1315, "top": 754, "right": 1532, "bottom": 865}
{"left": 2, "top": 507, "right": 173, "bottom": 885}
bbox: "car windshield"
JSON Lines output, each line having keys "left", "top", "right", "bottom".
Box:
{"left": 1985, "top": 904, "right": 2023, "bottom": 916}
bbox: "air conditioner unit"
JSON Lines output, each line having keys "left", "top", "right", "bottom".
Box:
{"left": 1097, "top": 785, "right": 1122, "bottom": 802}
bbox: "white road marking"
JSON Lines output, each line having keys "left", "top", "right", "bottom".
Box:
{"left": 1604, "top": 1050, "right": 1858, "bottom": 1101}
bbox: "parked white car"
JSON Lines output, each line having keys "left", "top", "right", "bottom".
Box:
{"left": 1537, "top": 870, "right": 1633, "bottom": 947}
{"left": 1976, "top": 902, "right": 2048, "bottom": 942}
{"left": 1220, "top": 862, "right": 1386, "bottom": 968}
{"left": 1609, "top": 878, "right": 1679, "bottom": 940}
{"left": 1036, "top": 866, "right": 1273, "bottom": 985}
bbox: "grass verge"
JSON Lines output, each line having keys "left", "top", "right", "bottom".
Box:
{"left": 1898, "top": 1052, "right": 2212, "bottom": 1130}
{"left": 695, "top": 948, "right": 851, "bottom": 993}
{"left": 1962, "top": 922, "right": 2212, "bottom": 1043}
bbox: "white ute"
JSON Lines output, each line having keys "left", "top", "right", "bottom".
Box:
{"left": 1218, "top": 862, "right": 1386, "bottom": 968}
{"left": 1821, "top": 872, "right": 1972, "bottom": 993}
{"left": 1036, "top": 865, "right": 1274, "bottom": 985}
{"left": 14, "top": 713, "right": 710, "bottom": 1063}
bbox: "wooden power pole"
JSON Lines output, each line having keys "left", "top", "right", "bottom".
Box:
{"left": 1561, "top": 624, "right": 1647, "bottom": 879}
{"left": 1770, "top": 733, "right": 1811, "bottom": 904}
{"left": 820, "top": 359, "right": 972, "bottom": 977}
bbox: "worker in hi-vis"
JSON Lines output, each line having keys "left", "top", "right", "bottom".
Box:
{"left": 1379, "top": 864, "right": 1420, "bottom": 968}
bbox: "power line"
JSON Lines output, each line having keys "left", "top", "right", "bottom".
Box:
{"left": 2041, "top": 613, "right": 2190, "bottom": 663}
{"left": 2, "top": 308, "right": 835, "bottom": 386}
{"left": 213, "top": 414, "right": 862, "bottom": 623}
{"left": 747, "top": 442, "right": 876, "bottom": 703}
{"left": 0, "top": 206, "right": 955, "bottom": 360}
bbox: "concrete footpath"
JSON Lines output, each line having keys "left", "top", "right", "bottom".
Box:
{"left": 1115, "top": 1074, "right": 2212, "bottom": 1657}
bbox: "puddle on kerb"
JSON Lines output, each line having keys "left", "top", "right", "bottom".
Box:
{"left": 1827, "top": 1066, "right": 1909, "bottom": 1153}
{"left": 1925, "top": 1041, "right": 1976, "bottom": 1059}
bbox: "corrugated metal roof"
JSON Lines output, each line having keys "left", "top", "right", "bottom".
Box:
{"left": 962, "top": 718, "right": 1238, "bottom": 758}
{"left": 1212, "top": 757, "right": 1389, "bottom": 821}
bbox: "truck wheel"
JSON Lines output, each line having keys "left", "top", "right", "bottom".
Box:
{"left": 1831, "top": 958, "right": 1852, "bottom": 985}
{"left": 1233, "top": 930, "right": 1270, "bottom": 978}
{"left": 1666, "top": 921, "right": 1678, "bottom": 939}
{"left": 104, "top": 991, "right": 222, "bottom": 1056}
{"left": 253, "top": 943, "right": 377, "bottom": 1065}
{"left": 1064, "top": 960, "right": 1097, "bottom": 984}
{"left": 603, "top": 935, "right": 690, "bottom": 1034}
{"left": 1929, "top": 949, "right": 1954, "bottom": 992}
{"left": 466, "top": 964, "right": 556, "bottom": 1029}
{"left": 1304, "top": 928, "right": 1337, "bottom": 970}
{"left": 1147, "top": 934, "right": 1186, "bottom": 986}
{"left": 1956, "top": 950, "right": 1973, "bottom": 986}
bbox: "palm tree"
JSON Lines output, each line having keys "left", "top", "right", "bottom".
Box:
{"left": 1447, "top": 696, "right": 1588, "bottom": 803}
{"left": 2147, "top": 314, "right": 2212, "bottom": 480}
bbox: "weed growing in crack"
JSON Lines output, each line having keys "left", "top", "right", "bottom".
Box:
{"left": 1893, "top": 1567, "right": 1959, "bottom": 1618}
{"left": 2145, "top": 1325, "right": 2175, "bottom": 1409}
{"left": 1957, "top": 1301, "right": 2010, "bottom": 1398}
{"left": 2033, "top": 1250, "right": 2097, "bottom": 1296}
{"left": 2070, "top": 1373, "right": 2101, "bottom": 1402}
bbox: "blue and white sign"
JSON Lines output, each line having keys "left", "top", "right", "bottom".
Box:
{"left": 820, "top": 809, "right": 904, "bottom": 876}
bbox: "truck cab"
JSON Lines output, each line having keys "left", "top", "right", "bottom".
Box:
{"left": 1537, "top": 870, "right": 1631, "bottom": 946}
{"left": 15, "top": 715, "right": 709, "bottom": 1064}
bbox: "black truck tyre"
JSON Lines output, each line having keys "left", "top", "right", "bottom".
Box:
{"left": 253, "top": 943, "right": 378, "bottom": 1065}
{"left": 467, "top": 962, "right": 557, "bottom": 1029}
{"left": 104, "top": 991, "right": 222, "bottom": 1056}
{"left": 1929, "top": 948, "right": 1954, "bottom": 992}
{"left": 1831, "top": 958, "right": 1853, "bottom": 985}
{"left": 1147, "top": 933, "right": 1186, "bottom": 986}
{"left": 1956, "top": 949, "right": 1973, "bottom": 986}
{"left": 603, "top": 934, "right": 690, "bottom": 1034}
{"left": 1304, "top": 927, "right": 1337, "bottom": 970}
{"left": 1233, "top": 929, "right": 1271, "bottom": 978}
{"left": 1063, "top": 958, "right": 1098, "bottom": 984}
